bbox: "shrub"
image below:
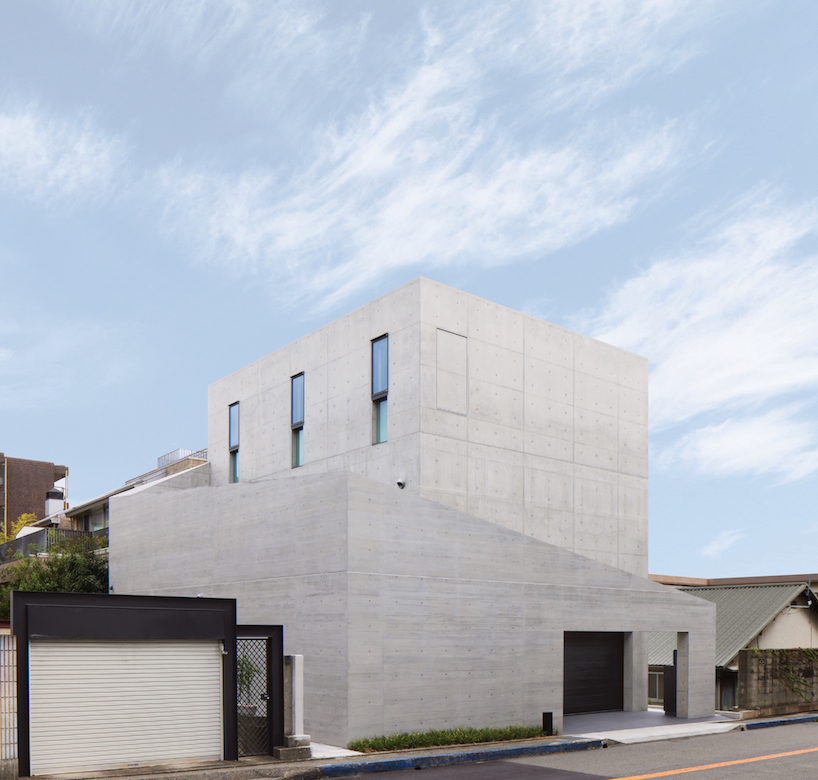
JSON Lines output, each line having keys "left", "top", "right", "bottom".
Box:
{"left": 0, "top": 537, "right": 108, "bottom": 619}
{"left": 348, "top": 724, "right": 550, "bottom": 752}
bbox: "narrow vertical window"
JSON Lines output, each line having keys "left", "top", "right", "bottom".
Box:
{"left": 292, "top": 373, "right": 304, "bottom": 467}
{"left": 372, "top": 335, "right": 388, "bottom": 444}
{"left": 229, "top": 402, "right": 240, "bottom": 483}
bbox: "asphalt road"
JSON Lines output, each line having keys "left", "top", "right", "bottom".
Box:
{"left": 351, "top": 722, "right": 818, "bottom": 780}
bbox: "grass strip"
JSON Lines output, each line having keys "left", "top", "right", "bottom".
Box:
{"left": 348, "top": 724, "right": 549, "bottom": 752}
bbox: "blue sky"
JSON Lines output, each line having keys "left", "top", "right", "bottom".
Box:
{"left": 2, "top": 1, "right": 817, "bottom": 578}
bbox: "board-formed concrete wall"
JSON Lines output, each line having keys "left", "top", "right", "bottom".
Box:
{"left": 208, "top": 278, "right": 648, "bottom": 576}
{"left": 110, "top": 470, "right": 713, "bottom": 746}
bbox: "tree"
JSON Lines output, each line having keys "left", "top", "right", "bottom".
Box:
{"left": 2, "top": 512, "right": 38, "bottom": 544}
{"left": 0, "top": 537, "right": 108, "bottom": 619}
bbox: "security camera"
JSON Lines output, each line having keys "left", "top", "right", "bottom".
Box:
{"left": 396, "top": 480, "right": 406, "bottom": 489}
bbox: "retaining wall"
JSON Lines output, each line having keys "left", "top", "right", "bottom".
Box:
{"left": 738, "top": 648, "right": 818, "bottom": 716}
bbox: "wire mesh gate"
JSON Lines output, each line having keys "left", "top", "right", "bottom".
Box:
{"left": 236, "top": 632, "right": 284, "bottom": 757}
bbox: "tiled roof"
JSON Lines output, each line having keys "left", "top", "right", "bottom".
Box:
{"left": 648, "top": 583, "right": 809, "bottom": 667}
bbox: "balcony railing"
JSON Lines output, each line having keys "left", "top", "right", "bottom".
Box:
{"left": 156, "top": 448, "right": 208, "bottom": 468}
{"left": 0, "top": 528, "right": 108, "bottom": 565}
{"left": 125, "top": 448, "right": 208, "bottom": 488}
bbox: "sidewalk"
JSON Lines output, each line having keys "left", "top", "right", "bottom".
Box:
{"left": 559, "top": 707, "right": 739, "bottom": 745}
{"left": 281, "top": 710, "right": 818, "bottom": 777}
{"left": 38, "top": 710, "right": 818, "bottom": 780}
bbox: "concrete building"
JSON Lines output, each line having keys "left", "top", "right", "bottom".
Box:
{"left": 110, "top": 278, "right": 715, "bottom": 746}
{"left": 0, "top": 453, "right": 67, "bottom": 537}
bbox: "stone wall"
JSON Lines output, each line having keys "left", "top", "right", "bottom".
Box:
{"left": 738, "top": 648, "right": 818, "bottom": 716}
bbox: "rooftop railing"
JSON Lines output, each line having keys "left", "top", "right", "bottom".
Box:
{"left": 156, "top": 448, "right": 208, "bottom": 469}
{"left": 125, "top": 448, "right": 207, "bottom": 488}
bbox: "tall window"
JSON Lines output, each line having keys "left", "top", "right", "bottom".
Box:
{"left": 372, "top": 335, "right": 388, "bottom": 444}
{"left": 229, "top": 402, "right": 240, "bottom": 483}
{"left": 292, "top": 373, "right": 304, "bottom": 467}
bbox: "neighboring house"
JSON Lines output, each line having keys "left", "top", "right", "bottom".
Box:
{"left": 0, "top": 453, "right": 68, "bottom": 536}
{"left": 0, "top": 449, "right": 207, "bottom": 566}
{"left": 25, "top": 447, "right": 207, "bottom": 533}
{"left": 60, "top": 448, "right": 208, "bottom": 533}
{"left": 109, "top": 277, "right": 716, "bottom": 746}
{"left": 648, "top": 575, "right": 818, "bottom": 711}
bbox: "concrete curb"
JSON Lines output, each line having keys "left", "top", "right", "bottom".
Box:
{"left": 312, "top": 711, "right": 818, "bottom": 776}
{"left": 317, "top": 739, "right": 604, "bottom": 777}
{"left": 745, "top": 713, "right": 818, "bottom": 730}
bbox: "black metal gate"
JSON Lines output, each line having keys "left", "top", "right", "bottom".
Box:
{"left": 664, "top": 662, "right": 677, "bottom": 715}
{"left": 236, "top": 629, "right": 284, "bottom": 757}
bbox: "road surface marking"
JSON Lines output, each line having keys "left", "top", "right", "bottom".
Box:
{"left": 616, "top": 746, "right": 818, "bottom": 779}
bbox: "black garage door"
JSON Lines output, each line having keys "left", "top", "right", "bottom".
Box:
{"left": 564, "top": 632, "right": 624, "bottom": 714}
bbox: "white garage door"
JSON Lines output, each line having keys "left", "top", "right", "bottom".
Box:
{"left": 29, "top": 640, "right": 223, "bottom": 776}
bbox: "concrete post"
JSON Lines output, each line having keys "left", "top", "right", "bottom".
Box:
{"left": 281, "top": 654, "right": 310, "bottom": 755}
{"left": 623, "top": 632, "right": 648, "bottom": 712}
{"left": 676, "top": 630, "right": 715, "bottom": 719}
{"left": 553, "top": 637, "right": 564, "bottom": 734}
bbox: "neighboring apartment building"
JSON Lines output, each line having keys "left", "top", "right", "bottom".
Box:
{"left": 110, "top": 278, "right": 716, "bottom": 746}
{"left": 23, "top": 448, "right": 209, "bottom": 534}
{"left": 0, "top": 452, "right": 67, "bottom": 536}
{"left": 0, "top": 449, "right": 208, "bottom": 567}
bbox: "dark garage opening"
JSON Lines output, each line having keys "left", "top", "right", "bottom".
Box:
{"left": 564, "top": 631, "right": 624, "bottom": 714}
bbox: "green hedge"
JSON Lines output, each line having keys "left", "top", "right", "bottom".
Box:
{"left": 348, "top": 724, "right": 549, "bottom": 752}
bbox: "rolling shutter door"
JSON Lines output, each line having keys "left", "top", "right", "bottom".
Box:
{"left": 564, "top": 632, "right": 624, "bottom": 715}
{"left": 29, "top": 640, "right": 223, "bottom": 776}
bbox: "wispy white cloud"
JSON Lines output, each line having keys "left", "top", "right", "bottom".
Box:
{"left": 67, "top": 0, "right": 269, "bottom": 60}
{"left": 520, "top": 295, "right": 559, "bottom": 323}
{"left": 158, "top": 117, "right": 687, "bottom": 306}
{"left": 68, "top": 0, "right": 716, "bottom": 114}
{"left": 0, "top": 319, "right": 134, "bottom": 409}
{"left": 592, "top": 190, "right": 818, "bottom": 480}
{"left": 158, "top": 5, "right": 717, "bottom": 299}
{"left": 0, "top": 103, "right": 125, "bottom": 205}
{"left": 65, "top": 0, "right": 715, "bottom": 304}
{"left": 701, "top": 528, "right": 743, "bottom": 558}
{"left": 665, "top": 406, "right": 818, "bottom": 481}
{"left": 484, "top": 0, "right": 717, "bottom": 112}
{"left": 66, "top": 0, "right": 366, "bottom": 108}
